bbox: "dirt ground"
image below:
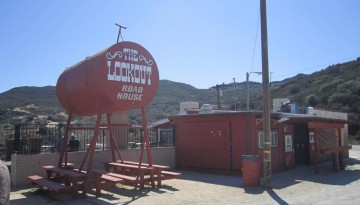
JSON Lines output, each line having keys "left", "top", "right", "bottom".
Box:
{"left": 10, "top": 146, "right": 360, "bottom": 205}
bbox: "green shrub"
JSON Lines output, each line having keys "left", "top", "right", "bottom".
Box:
{"left": 328, "top": 93, "right": 351, "bottom": 105}
{"left": 305, "top": 94, "right": 319, "bottom": 107}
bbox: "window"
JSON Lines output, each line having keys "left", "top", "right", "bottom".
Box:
{"left": 258, "top": 131, "right": 264, "bottom": 149}
{"left": 272, "top": 131, "right": 278, "bottom": 147}
{"left": 258, "top": 130, "right": 279, "bottom": 149}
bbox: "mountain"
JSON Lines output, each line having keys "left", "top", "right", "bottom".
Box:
{"left": 0, "top": 86, "right": 60, "bottom": 110}
{"left": 144, "top": 80, "right": 214, "bottom": 122}
{"left": 271, "top": 59, "right": 360, "bottom": 125}
{"left": 0, "top": 80, "right": 217, "bottom": 126}
{"left": 1, "top": 57, "right": 360, "bottom": 136}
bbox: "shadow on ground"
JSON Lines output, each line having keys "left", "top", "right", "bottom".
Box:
{"left": 10, "top": 188, "right": 115, "bottom": 205}
{"left": 101, "top": 184, "right": 179, "bottom": 204}
{"left": 243, "top": 157, "right": 360, "bottom": 205}
{"left": 10, "top": 182, "right": 180, "bottom": 205}
{"left": 176, "top": 156, "right": 360, "bottom": 205}
{"left": 272, "top": 157, "right": 360, "bottom": 189}
{"left": 178, "top": 171, "right": 243, "bottom": 188}
{"left": 178, "top": 157, "right": 360, "bottom": 189}
{"left": 10, "top": 153, "right": 360, "bottom": 205}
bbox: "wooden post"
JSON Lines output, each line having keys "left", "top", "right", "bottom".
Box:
{"left": 332, "top": 152, "right": 339, "bottom": 172}
{"left": 85, "top": 113, "right": 102, "bottom": 173}
{"left": 260, "top": 0, "right": 272, "bottom": 188}
{"left": 314, "top": 132, "right": 319, "bottom": 173}
{"left": 58, "top": 110, "right": 73, "bottom": 168}
{"left": 106, "top": 113, "right": 123, "bottom": 162}
{"left": 140, "top": 107, "right": 153, "bottom": 166}
{"left": 140, "top": 107, "right": 155, "bottom": 187}
{"left": 339, "top": 151, "right": 345, "bottom": 170}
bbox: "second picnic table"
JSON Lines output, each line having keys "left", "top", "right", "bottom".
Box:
{"left": 104, "top": 160, "right": 181, "bottom": 188}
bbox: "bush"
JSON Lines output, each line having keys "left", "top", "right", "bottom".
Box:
{"left": 305, "top": 94, "right": 319, "bottom": 107}
{"left": 328, "top": 93, "right": 351, "bottom": 106}
{"left": 318, "top": 78, "right": 344, "bottom": 93}
{"left": 288, "top": 84, "right": 300, "bottom": 95}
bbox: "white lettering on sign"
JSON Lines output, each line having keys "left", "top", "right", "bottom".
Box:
{"left": 116, "top": 85, "right": 144, "bottom": 102}
{"left": 116, "top": 92, "right": 143, "bottom": 101}
{"left": 121, "top": 85, "right": 144, "bottom": 93}
{"left": 123, "top": 48, "right": 138, "bottom": 62}
{"left": 106, "top": 48, "right": 153, "bottom": 85}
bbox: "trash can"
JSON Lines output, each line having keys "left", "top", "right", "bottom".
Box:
{"left": 241, "top": 155, "right": 260, "bottom": 187}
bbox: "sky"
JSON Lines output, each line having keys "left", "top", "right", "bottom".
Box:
{"left": 1, "top": 0, "right": 360, "bottom": 94}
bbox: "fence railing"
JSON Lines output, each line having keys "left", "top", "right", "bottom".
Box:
{"left": 3, "top": 123, "right": 174, "bottom": 161}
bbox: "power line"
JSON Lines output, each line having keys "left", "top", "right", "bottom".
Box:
{"left": 250, "top": 10, "right": 261, "bottom": 72}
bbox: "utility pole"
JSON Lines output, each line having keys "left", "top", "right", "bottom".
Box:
{"left": 246, "top": 71, "right": 262, "bottom": 154}
{"left": 246, "top": 73, "right": 250, "bottom": 111}
{"left": 260, "top": 0, "right": 272, "bottom": 188}
{"left": 233, "top": 78, "right": 237, "bottom": 110}
{"left": 246, "top": 72, "right": 262, "bottom": 111}
{"left": 214, "top": 84, "right": 222, "bottom": 109}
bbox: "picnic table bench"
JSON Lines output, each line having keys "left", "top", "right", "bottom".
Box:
{"left": 44, "top": 165, "right": 86, "bottom": 179}
{"left": 29, "top": 161, "right": 181, "bottom": 198}
{"left": 119, "top": 160, "right": 181, "bottom": 186}
{"left": 105, "top": 162, "right": 150, "bottom": 188}
{"left": 42, "top": 165, "right": 86, "bottom": 197}
{"left": 63, "top": 163, "right": 124, "bottom": 197}
{"left": 29, "top": 164, "right": 125, "bottom": 198}
{"left": 104, "top": 160, "right": 181, "bottom": 188}
{"left": 28, "top": 175, "right": 70, "bottom": 196}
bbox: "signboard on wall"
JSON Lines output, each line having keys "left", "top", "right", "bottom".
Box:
{"left": 309, "top": 132, "right": 314, "bottom": 143}
{"left": 285, "top": 135, "right": 292, "bottom": 152}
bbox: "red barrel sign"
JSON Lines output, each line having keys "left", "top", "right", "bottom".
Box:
{"left": 56, "top": 41, "right": 159, "bottom": 116}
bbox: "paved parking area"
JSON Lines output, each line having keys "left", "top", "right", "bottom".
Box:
{"left": 10, "top": 146, "right": 360, "bottom": 204}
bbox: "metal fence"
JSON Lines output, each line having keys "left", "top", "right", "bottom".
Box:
{"left": 3, "top": 123, "right": 175, "bottom": 161}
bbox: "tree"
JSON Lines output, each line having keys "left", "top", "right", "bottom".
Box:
{"left": 305, "top": 94, "right": 319, "bottom": 107}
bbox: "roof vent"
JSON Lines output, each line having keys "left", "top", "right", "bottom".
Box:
{"left": 307, "top": 107, "right": 315, "bottom": 115}
{"left": 200, "top": 104, "right": 213, "bottom": 114}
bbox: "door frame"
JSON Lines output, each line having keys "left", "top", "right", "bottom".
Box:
{"left": 293, "top": 123, "right": 310, "bottom": 165}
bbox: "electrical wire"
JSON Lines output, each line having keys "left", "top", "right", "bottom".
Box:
{"left": 250, "top": 10, "right": 260, "bottom": 72}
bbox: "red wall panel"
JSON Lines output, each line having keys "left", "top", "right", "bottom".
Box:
{"left": 176, "top": 119, "right": 230, "bottom": 169}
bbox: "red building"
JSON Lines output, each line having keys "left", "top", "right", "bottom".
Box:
{"left": 169, "top": 109, "right": 350, "bottom": 174}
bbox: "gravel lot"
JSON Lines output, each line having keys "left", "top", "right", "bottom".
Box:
{"left": 10, "top": 145, "right": 360, "bottom": 205}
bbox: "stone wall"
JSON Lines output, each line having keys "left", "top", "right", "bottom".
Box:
{"left": 10, "top": 147, "right": 175, "bottom": 188}
{"left": 0, "top": 160, "right": 10, "bottom": 205}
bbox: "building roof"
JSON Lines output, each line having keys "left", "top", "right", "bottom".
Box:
{"left": 170, "top": 110, "right": 348, "bottom": 124}
{"left": 276, "top": 112, "right": 348, "bottom": 124}
{"left": 149, "top": 118, "right": 170, "bottom": 128}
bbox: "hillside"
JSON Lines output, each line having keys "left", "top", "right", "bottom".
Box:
{"left": 0, "top": 86, "right": 60, "bottom": 110}
{"left": 144, "top": 80, "right": 214, "bottom": 122}
{"left": 1, "top": 57, "right": 360, "bottom": 136}
{"left": 0, "top": 80, "right": 218, "bottom": 126}
{"left": 271, "top": 58, "right": 360, "bottom": 135}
